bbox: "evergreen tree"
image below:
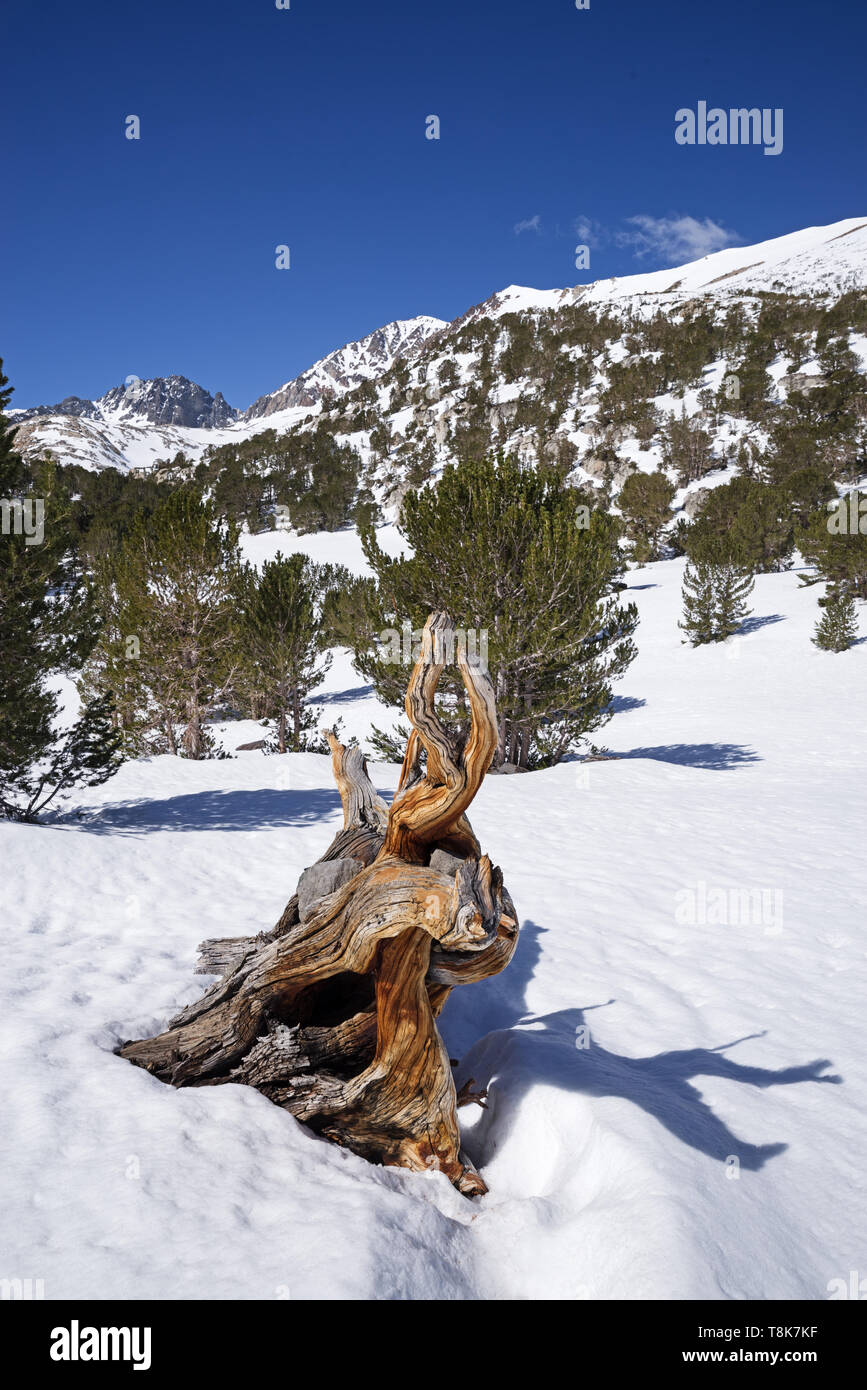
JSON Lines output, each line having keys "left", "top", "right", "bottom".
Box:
{"left": 685, "top": 476, "right": 794, "bottom": 572}
{"left": 813, "top": 585, "right": 859, "bottom": 652}
{"left": 662, "top": 408, "right": 714, "bottom": 485}
{"left": 437, "top": 359, "right": 458, "bottom": 391}
{"left": 84, "top": 489, "right": 240, "bottom": 757}
{"left": 354, "top": 452, "right": 638, "bottom": 768}
{"left": 678, "top": 561, "right": 717, "bottom": 645}
{"left": 201, "top": 426, "right": 360, "bottom": 535}
{"left": 713, "top": 565, "right": 755, "bottom": 640}
{"left": 0, "top": 361, "right": 123, "bottom": 820}
{"left": 797, "top": 494, "right": 867, "bottom": 598}
{"left": 233, "top": 553, "right": 331, "bottom": 752}
{"left": 618, "top": 469, "right": 676, "bottom": 561}
{"left": 679, "top": 561, "right": 754, "bottom": 645}
{"left": 8, "top": 692, "right": 124, "bottom": 821}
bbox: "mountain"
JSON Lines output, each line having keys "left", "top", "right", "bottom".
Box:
{"left": 14, "top": 376, "right": 239, "bottom": 430}
{"left": 245, "top": 316, "right": 448, "bottom": 419}
{"left": 9, "top": 217, "right": 867, "bottom": 487}
{"left": 8, "top": 318, "right": 448, "bottom": 474}
{"left": 9, "top": 376, "right": 243, "bottom": 474}
{"left": 466, "top": 217, "right": 867, "bottom": 322}
{"left": 99, "top": 376, "right": 239, "bottom": 428}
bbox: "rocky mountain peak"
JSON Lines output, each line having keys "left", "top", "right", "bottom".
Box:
{"left": 99, "top": 376, "right": 239, "bottom": 429}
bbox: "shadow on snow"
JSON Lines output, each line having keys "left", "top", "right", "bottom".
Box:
{"left": 440, "top": 921, "right": 840, "bottom": 1173}
{"left": 616, "top": 742, "right": 760, "bottom": 770}
{"left": 64, "top": 786, "right": 346, "bottom": 834}
{"left": 736, "top": 613, "right": 786, "bottom": 636}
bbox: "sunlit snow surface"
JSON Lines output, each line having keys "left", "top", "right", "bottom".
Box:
{"left": 1, "top": 548, "right": 865, "bottom": 1300}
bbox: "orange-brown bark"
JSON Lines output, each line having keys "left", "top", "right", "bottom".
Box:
{"left": 120, "top": 612, "right": 518, "bottom": 1194}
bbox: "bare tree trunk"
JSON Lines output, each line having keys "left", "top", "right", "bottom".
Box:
{"left": 292, "top": 680, "right": 301, "bottom": 752}
{"left": 495, "top": 669, "right": 508, "bottom": 766}
{"left": 183, "top": 695, "right": 204, "bottom": 759}
{"left": 517, "top": 679, "right": 533, "bottom": 769}
{"left": 120, "top": 613, "right": 518, "bottom": 1195}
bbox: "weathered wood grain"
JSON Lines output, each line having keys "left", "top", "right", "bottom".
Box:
{"left": 120, "top": 612, "right": 518, "bottom": 1195}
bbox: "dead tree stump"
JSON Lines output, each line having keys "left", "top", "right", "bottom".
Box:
{"left": 120, "top": 612, "right": 519, "bottom": 1195}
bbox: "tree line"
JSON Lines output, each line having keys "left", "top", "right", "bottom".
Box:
{"left": 2, "top": 323, "right": 864, "bottom": 820}
{"left": 81, "top": 452, "right": 639, "bottom": 771}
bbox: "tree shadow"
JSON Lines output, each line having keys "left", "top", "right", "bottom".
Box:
{"left": 440, "top": 922, "right": 840, "bottom": 1172}
{"left": 616, "top": 743, "right": 760, "bottom": 770}
{"left": 605, "top": 694, "right": 647, "bottom": 715}
{"left": 317, "top": 684, "right": 375, "bottom": 705}
{"left": 736, "top": 614, "right": 786, "bottom": 636}
{"left": 63, "top": 787, "right": 344, "bottom": 835}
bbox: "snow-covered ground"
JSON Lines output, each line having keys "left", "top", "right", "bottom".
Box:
{"left": 2, "top": 552, "right": 865, "bottom": 1300}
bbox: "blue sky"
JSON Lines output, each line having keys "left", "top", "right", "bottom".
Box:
{"left": 3, "top": 0, "right": 864, "bottom": 409}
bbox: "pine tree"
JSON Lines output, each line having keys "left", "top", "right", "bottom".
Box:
{"left": 0, "top": 364, "right": 54, "bottom": 795}
{"left": 713, "top": 565, "right": 755, "bottom": 639}
{"left": 679, "top": 561, "right": 717, "bottom": 645}
{"left": 679, "top": 561, "right": 754, "bottom": 645}
{"left": 0, "top": 361, "right": 123, "bottom": 820}
{"left": 354, "top": 452, "right": 638, "bottom": 768}
{"left": 662, "top": 407, "right": 714, "bottom": 485}
{"left": 797, "top": 495, "right": 867, "bottom": 598}
{"left": 84, "top": 489, "right": 240, "bottom": 757}
{"left": 813, "top": 585, "right": 859, "bottom": 652}
{"left": 684, "top": 476, "right": 794, "bottom": 573}
{"left": 233, "top": 553, "right": 331, "bottom": 752}
{"left": 618, "top": 469, "right": 676, "bottom": 561}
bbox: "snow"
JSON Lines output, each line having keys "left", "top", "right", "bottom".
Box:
{"left": 14, "top": 218, "right": 867, "bottom": 481}
{"left": 248, "top": 315, "right": 448, "bottom": 414}
{"left": 11, "top": 316, "right": 447, "bottom": 475}
{"left": 468, "top": 218, "right": 867, "bottom": 328}
{"left": 2, "top": 553, "right": 865, "bottom": 1300}
{"left": 578, "top": 216, "right": 867, "bottom": 305}
{"left": 239, "top": 521, "right": 406, "bottom": 576}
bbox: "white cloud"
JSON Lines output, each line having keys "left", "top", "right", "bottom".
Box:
{"left": 514, "top": 214, "right": 542, "bottom": 235}
{"left": 573, "top": 215, "right": 605, "bottom": 247}
{"left": 617, "top": 214, "right": 742, "bottom": 263}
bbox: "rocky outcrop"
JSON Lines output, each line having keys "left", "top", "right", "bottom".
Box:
{"left": 784, "top": 372, "right": 826, "bottom": 396}
{"left": 581, "top": 454, "right": 636, "bottom": 488}
{"left": 683, "top": 486, "right": 713, "bottom": 519}
{"left": 14, "top": 395, "right": 100, "bottom": 422}
{"left": 99, "top": 377, "right": 239, "bottom": 428}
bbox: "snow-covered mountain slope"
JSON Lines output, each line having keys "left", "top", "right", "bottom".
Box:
{"left": 11, "top": 218, "right": 865, "bottom": 476}
{"left": 477, "top": 216, "right": 867, "bottom": 321}
{"left": 9, "top": 316, "right": 447, "bottom": 473}
{"left": 2, "top": 549, "right": 864, "bottom": 1298}
{"left": 8, "top": 375, "right": 245, "bottom": 474}
{"left": 245, "top": 315, "right": 447, "bottom": 418}
{"left": 7, "top": 411, "right": 243, "bottom": 474}
{"left": 12, "top": 374, "right": 239, "bottom": 429}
